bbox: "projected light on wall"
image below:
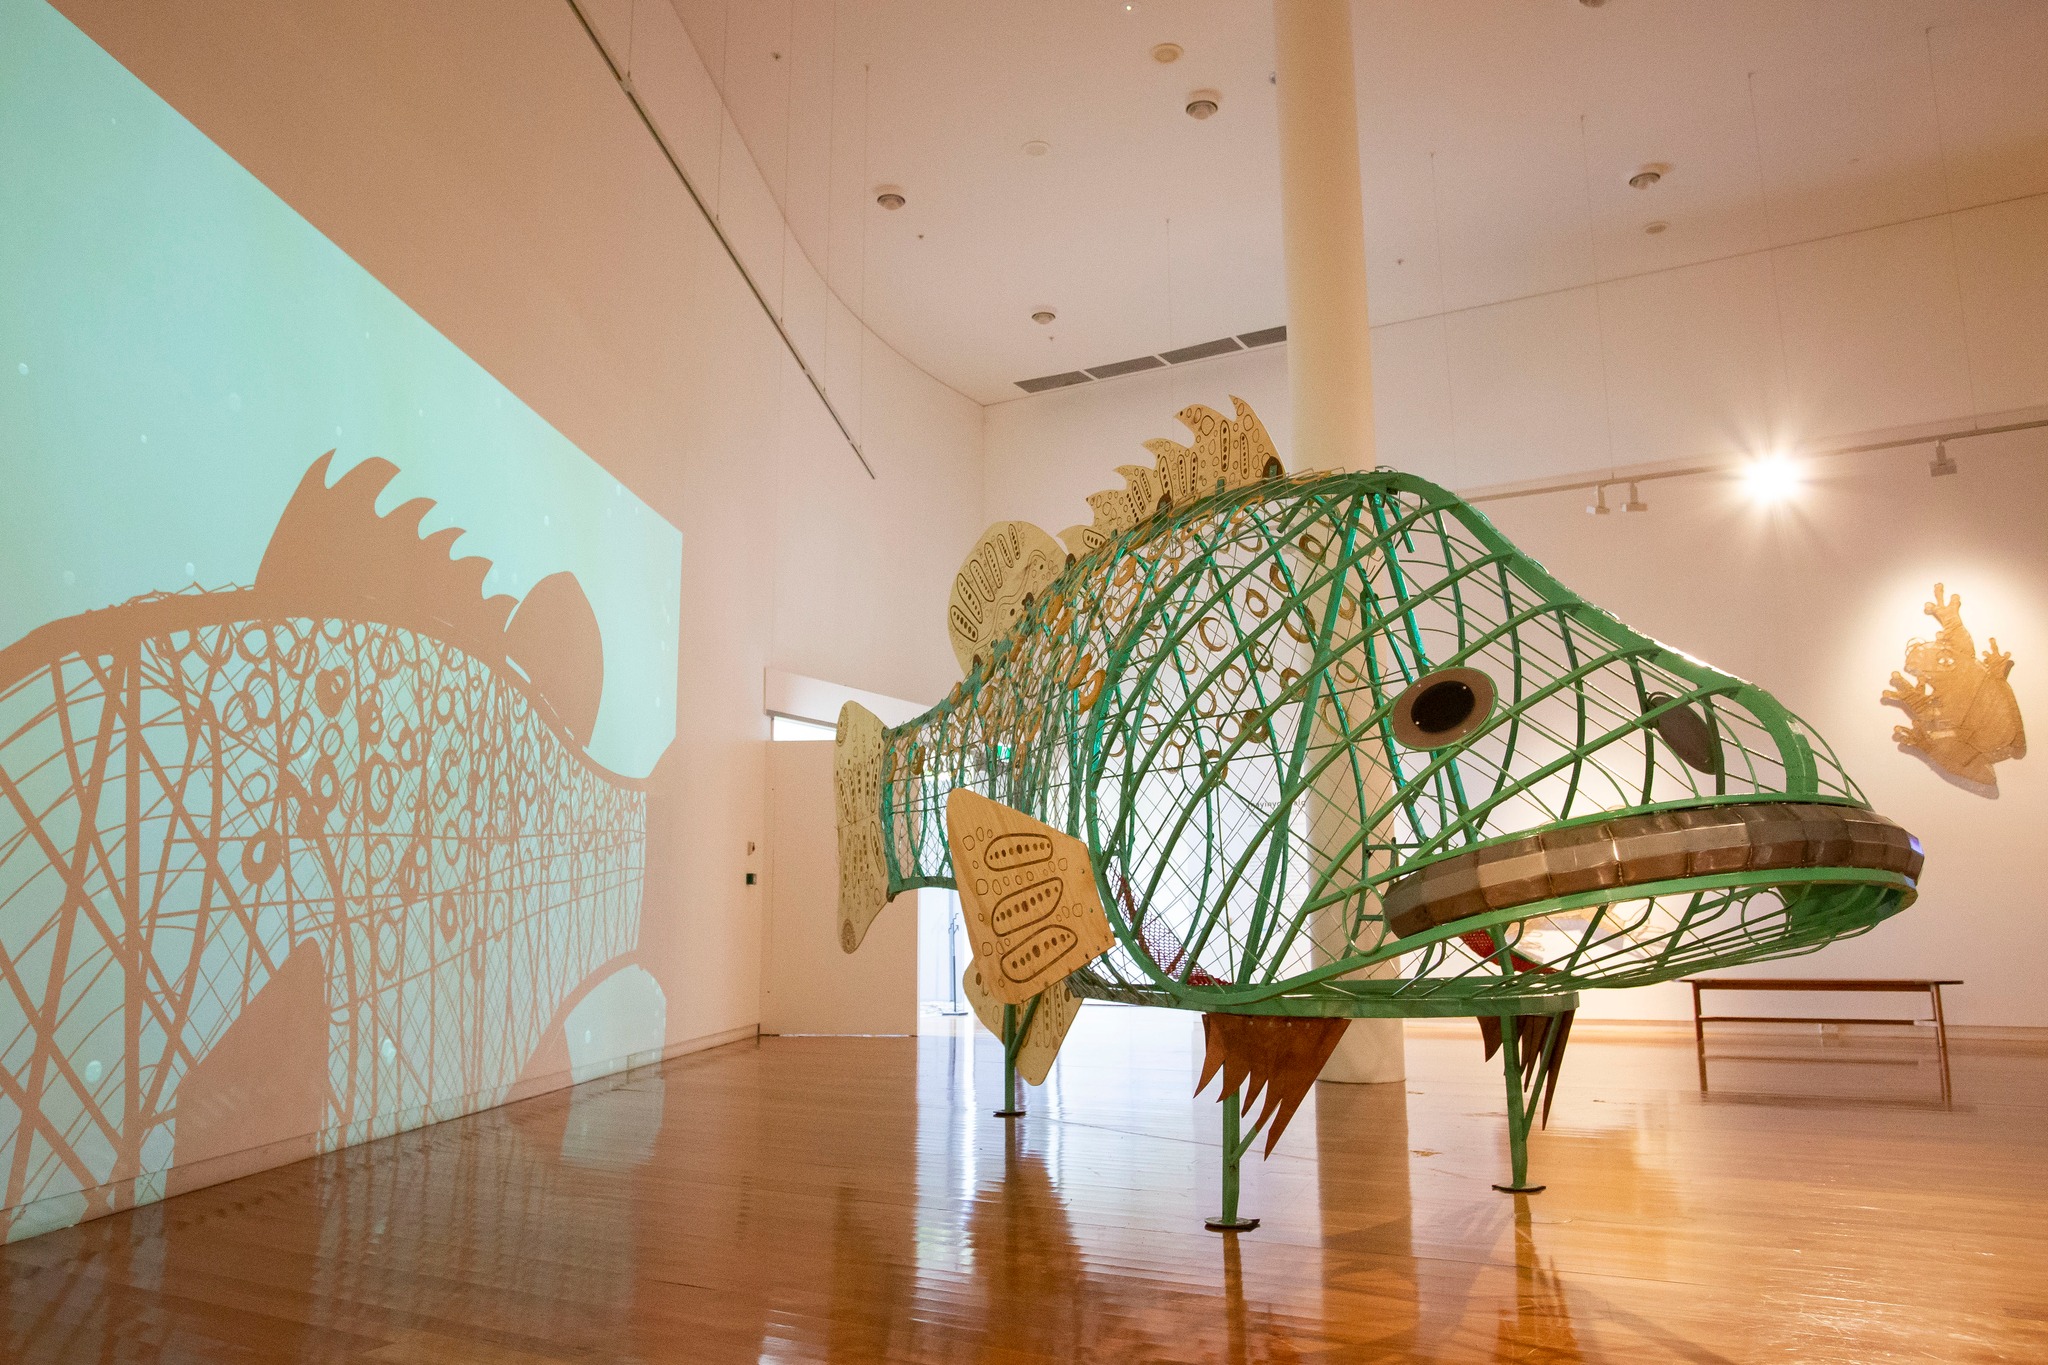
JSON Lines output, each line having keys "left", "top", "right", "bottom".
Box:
{"left": 0, "top": 0, "right": 683, "bottom": 1241}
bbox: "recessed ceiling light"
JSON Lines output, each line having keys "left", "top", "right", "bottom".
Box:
{"left": 1023, "top": 140, "right": 1050, "bottom": 157}
{"left": 1152, "top": 42, "right": 1182, "bottom": 63}
{"left": 1580, "top": 0, "right": 1607, "bottom": 8}
{"left": 874, "top": 186, "right": 906, "bottom": 210}
{"left": 1032, "top": 310, "right": 1057, "bottom": 325}
{"left": 1644, "top": 220, "right": 1669, "bottom": 234}
{"left": 1186, "top": 90, "right": 1220, "bottom": 120}
{"left": 1629, "top": 170, "right": 1661, "bottom": 190}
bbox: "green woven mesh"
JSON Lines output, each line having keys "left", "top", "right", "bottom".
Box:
{"left": 880, "top": 472, "right": 1909, "bottom": 1017}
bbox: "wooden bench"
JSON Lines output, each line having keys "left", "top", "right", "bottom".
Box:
{"left": 1682, "top": 977, "right": 1960, "bottom": 1100}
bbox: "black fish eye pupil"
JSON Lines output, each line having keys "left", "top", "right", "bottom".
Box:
{"left": 1411, "top": 680, "right": 1476, "bottom": 734}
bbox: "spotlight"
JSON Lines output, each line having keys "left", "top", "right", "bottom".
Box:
{"left": 1742, "top": 452, "right": 1802, "bottom": 504}
{"left": 1587, "top": 485, "right": 1611, "bottom": 516}
{"left": 1929, "top": 439, "right": 1958, "bottom": 477}
{"left": 1623, "top": 482, "right": 1647, "bottom": 513}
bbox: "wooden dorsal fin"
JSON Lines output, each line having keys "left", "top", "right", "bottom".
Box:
{"left": 945, "top": 520, "right": 1066, "bottom": 676}
{"left": 1075, "top": 396, "right": 1289, "bottom": 544}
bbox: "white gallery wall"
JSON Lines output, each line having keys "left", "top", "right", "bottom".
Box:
{"left": 49, "top": 0, "right": 982, "bottom": 1068}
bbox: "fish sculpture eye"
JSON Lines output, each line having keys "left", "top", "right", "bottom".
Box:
{"left": 1392, "top": 667, "right": 1497, "bottom": 750}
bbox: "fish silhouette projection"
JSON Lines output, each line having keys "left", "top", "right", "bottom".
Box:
{"left": 836, "top": 397, "right": 1922, "bottom": 1210}
{"left": 0, "top": 454, "right": 655, "bottom": 1239}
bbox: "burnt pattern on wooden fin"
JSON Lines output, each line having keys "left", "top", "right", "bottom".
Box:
{"left": 962, "top": 967, "right": 1083, "bottom": 1086}
{"left": 946, "top": 790, "right": 1115, "bottom": 1006}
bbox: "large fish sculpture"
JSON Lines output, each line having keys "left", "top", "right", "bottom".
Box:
{"left": 837, "top": 397, "right": 1922, "bottom": 1217}
{"left": 0, "top": 454, "right": 657, "bottom": 1240}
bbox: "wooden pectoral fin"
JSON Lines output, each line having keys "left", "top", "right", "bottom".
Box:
{"left": 1198, "top": 1014, "right": 1352, "bottom": 1158}
{"left": 945, "top": 789, "right": 1117, "bottom": 1007}
{"left": 962, "top": 964, "right": 1083, "bottom": 1086}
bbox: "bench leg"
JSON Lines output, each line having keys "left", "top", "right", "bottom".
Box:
{"left": 1692, "top": 982, "right": 1708, "bottom": 1091}
{"left": 1931, "top": 984, "right": 1952, "bottom": 1104}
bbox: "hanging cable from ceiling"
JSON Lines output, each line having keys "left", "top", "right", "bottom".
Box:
{"left": 563, "top": 0, "right": 876, "bottom": 478}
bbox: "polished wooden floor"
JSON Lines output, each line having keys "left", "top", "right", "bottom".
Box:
{"left": 3, "top": 1007, "right": 2045, "bottom": 1363}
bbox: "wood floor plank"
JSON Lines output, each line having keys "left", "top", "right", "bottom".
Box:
{"left": 2, "top": 1008, "right": 2045, "bottom": 1362}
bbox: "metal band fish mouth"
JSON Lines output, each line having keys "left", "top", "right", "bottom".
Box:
{"left": 1381, "top": 802, "right": 1925, "bottom": 941}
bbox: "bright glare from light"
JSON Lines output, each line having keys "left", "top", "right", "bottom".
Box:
{"left": 1742, "top": 451, "right": 1803, "bottom": 504}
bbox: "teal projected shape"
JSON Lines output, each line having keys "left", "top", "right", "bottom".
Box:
{"left": 0, "top": 0, "right": 684, "bottom": 1242}
{"left": 0, "top": 0, "right": 679, "bottom": 778}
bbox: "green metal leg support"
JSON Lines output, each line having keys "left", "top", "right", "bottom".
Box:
{"left": 1206, "top": 1091, "right": 1264, "bottom": 1232}
{"left": 1492, "top": 1015, "right": 1548, "bottom": 1194}
{"left": 994, "top": 999, "right": 1039, "bottom": 1118}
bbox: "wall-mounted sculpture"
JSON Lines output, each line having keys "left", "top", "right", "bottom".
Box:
{"left": 1883, "top": 584, "right": 2025, "bottom": 788}
{"left": 837, "top": 396, "right": 1923, "bottom": 1228}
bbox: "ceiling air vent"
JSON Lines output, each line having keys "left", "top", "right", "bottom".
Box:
{"left": 1011, "top": 326, "right": 1284, "bottom": 394}
{"left": 1014, "top": 370, "right": 1092, "bottom": 394}
{"left": 1160, "top": 336, "right": 1244, "bottom": 364}
{"left": 1085, "top": 355, "right": 1168, "bottom": 380}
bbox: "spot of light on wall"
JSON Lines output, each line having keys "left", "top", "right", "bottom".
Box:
{"left": 1742, "top": 452, "right": 1803, "bottom": 505}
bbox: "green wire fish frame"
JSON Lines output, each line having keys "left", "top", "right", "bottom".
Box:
{"left": 877, "top": 468, "right": 1912, "bottom": 1020}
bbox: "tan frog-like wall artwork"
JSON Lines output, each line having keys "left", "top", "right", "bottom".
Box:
{"left": 1883, "top": 584, "right": 2026, "bottom": 788}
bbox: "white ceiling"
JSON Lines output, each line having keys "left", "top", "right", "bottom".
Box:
{"left": 671, "top": 0, "right": 2048, "bottom": 407}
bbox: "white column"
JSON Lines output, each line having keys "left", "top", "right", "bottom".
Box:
{"left": 1275, "top": 0, "right": 1405, "bottom": 1084}
{"left": 1275, "top": 0, "right": 1377, "bottom": 474}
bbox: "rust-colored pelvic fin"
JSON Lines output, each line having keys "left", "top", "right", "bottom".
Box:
{"left": 1477, "top": 1011, "right": 1577, "bottom": 1129}
{"left": 1197, "top": 1014, "right": 1351, "bottom": 1157}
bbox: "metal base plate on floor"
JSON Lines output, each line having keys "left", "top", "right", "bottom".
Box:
{"left": 1205, "top": 1216, "right": 1261, "bottom": 1232}
{"left": 993, "top": 1108, "right": 1025, "bottom": 1118}
{"left": 1492, "top": 1182, "right": 1546, "bottom": 1194}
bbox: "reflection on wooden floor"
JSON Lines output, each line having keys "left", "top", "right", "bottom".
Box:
{"left": 3, "top": 1005, "right": 2046, "bottom": 1362}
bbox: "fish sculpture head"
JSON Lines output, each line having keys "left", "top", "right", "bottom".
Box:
{"left": 840, "top": 398, "right": 1924, "bottom": 1023}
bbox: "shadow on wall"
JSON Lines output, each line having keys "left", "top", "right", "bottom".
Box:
{"left": 0, "top": 454, "right": 669, "bottom": 1241}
